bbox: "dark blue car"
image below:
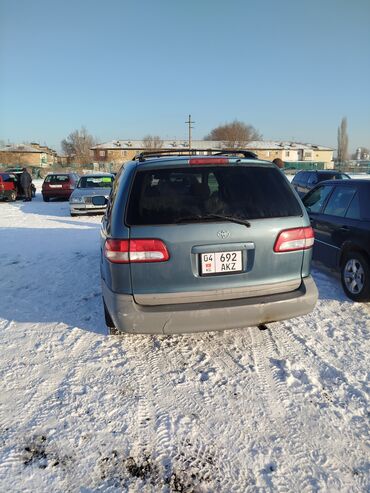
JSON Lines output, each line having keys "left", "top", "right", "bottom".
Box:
{"left": 302, "top": 179, "right": 370, "bottom": 301}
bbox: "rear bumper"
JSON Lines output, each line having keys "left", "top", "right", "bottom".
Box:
{"left": 102, "top": 276, "right": 318, "bottom": 334}
{"left": 43, "top": 189, "right": 73, "bottom": 198}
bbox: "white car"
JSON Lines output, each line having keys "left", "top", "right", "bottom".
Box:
{"left": 69, "top": 173, "right": 114, "bottom": 216}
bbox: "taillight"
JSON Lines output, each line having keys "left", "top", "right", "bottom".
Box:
{"left": 189, "top": 158, "right": 229, "bottom": 165}
{"left": 104, "top": 239, "right": 130, "bottom": 263}
{"left": 104, "top": 239, "right": 169, "bottom": 263}
{"left": 274, "top": 227, "right": 314, "bottom": 253}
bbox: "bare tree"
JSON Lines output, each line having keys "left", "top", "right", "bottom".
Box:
{"left": 337, "top": 117, "right": 349, "bottom": 163}
{"left": 61, "top": 127, "right": 96, "bottom": 164}
{"left": 204, "top": 120, "right": 262, "bottom": 148}
{"left": 142, "top": 135, "right": 163, "bottom": 150}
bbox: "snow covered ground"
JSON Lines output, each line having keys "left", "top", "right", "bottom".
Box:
{"left": 0, "top": 186, "right": 369, "bottom": 492}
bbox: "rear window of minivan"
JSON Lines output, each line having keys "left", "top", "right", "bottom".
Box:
{"left": 126, "top": 166, "right": 302, "bottom": 225}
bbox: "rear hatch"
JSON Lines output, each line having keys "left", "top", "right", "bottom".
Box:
{"left": 43, "top": 174, "right": 72, "bottom": 192}
{"left": 125, "top": 162, "right": 310, "bottom": 306}
{"left": 0, "top": 174, "right": 16, "bottom": 194}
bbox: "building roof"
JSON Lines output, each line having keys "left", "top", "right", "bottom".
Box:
{"left": 92, "top": 140, "right": 224, "bottom": 150}
{"left": 91, "top": 139, "right": 333, "bottom": 152}
{"left": 246, "top": 141, "right": 333, "bottom": 151}
{"left": 0, "top": 143, "right": 57, "bottom": 154}
{"left": 0, "top": 144, "right": 42, "bottom": 153}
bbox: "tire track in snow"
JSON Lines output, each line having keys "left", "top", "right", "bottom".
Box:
{"left": 126, "top": 334, "right": 243, "bottom": 491}
{"left": 161, "top": 334, "right": 242, "bottom": 492}
{"left": 272, "top": 323, "right": 369, "bottom": 492}
{"left": 196, "top": 330, "right": 274, "bottom": 490}
{"left": 124, "top": 335, "right": 178, "bottom": 491}
{"left": 251, "top": 327, "right": 330, "bottom": 493}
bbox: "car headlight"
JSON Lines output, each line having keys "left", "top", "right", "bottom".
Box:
{"left": 70, "top": 197, "right": 84, "bottom": 204}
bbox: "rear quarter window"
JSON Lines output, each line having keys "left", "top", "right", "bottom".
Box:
{"left": 126, "top": 166, "right": 303, "bottom": 225}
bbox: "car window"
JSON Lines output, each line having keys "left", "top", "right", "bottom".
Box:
{"left": 301, "top": 172, "right": 311, "bottom": 185}
{"left": 126, "top": 166, "right": 302, "bottom": 225}
{"left": 291, "top": 173, "right": 300, "bottom": 184}
{"left": 307, "top": 173, "right": 318, "bottom": 186}
{"left": 345, "top": 192, "right": 361, "bottom": 220}
{"left": 78, "top": 176, "right": 114, "bottom": 188}
{"left": 0, "top": 173, "right": 16, "bottom": 183}
{"left": 323, "top": 186, "right": 357, "bottom": 217}
{"left": 302, "top": 185, "right": 333, "bottom": 213}
{"left": 45, "top": 175, "right": 69, "bottom": 184}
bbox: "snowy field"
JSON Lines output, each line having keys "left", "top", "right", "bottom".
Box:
{"left": 0, "top": 184, "right": 369, "bottom": 492}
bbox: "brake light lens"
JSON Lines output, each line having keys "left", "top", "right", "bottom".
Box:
{"left": 189, "top": 158, "right": 229, "bottom": 165}
{"left": 104, "top": 239, "right": 169, "bottom": 263}
{"left": 274, "top": 227, "right": 314, "bottom": 253}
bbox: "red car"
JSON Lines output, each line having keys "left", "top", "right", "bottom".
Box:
{"left": 0, "top": 172, "right": 17, "bottom": 201}
{"left": 42, "top": 173, "right": 80, "bottom": 202}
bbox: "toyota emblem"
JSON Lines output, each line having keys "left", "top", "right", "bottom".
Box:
{"left": 217, "top": 230, "right": 230, "bottom": 239}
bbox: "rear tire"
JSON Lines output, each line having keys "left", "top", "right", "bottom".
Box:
{"left": 9, "top": 191, "right": 16, "bottom": 201}
{"left": 341, "top": 251, "right": 370, "bottom": 302}
{"left": 43, "top": 195, "right": 50, "bottom": 202}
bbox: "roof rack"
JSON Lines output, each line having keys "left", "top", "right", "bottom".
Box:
{"left": 135, "top": 148, "right": 258, "bottom": 162}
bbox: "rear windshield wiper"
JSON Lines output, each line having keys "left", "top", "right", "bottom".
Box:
{"left": 175, "top": 214, "right": 251, "bottom": 227}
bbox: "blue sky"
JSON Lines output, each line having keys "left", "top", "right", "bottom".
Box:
{"left": 0, "top": 0, "right": 369, "bottom": 153}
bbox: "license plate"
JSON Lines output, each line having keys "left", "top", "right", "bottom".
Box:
{"left": 49, "top": 184, "right": 62, "bottom": 188}
{"left": 200, "top": 251, "right": 243, "bottom": 275}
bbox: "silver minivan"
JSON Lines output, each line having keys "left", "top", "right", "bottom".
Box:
{"left": 100, "top": 151, "right": 318, "bottom": 334}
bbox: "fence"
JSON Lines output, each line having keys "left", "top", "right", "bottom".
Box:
{"left": 283, "top": 161, "right": 326, "bottom": 171}
{"left": 335, "top": 161, "right": 370, "bottom": 174}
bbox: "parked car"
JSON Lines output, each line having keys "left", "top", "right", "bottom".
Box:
{"left": 100, "top": 150, "right": 318, "bottom": 334}
{"left": 302, "top": 179, "right": 370, "bottom": 301}
{"left": 42, "top": 172, "right": 80, "bottom": 202}
{"left": 1, "top": 170, "right": 36, "bottom": 199}
{"left": 291, "top": 170, "right": 351, "bottom": 197}
{"left": 0, "top": 172, "right": 17, "bottom": 201}
{"left": 69, "top": 173, "right": 114, "bottom": 216}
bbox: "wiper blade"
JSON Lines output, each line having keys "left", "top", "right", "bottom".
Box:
{"left": 206, "top": 214, "right": 251, "bottom": 227}
{"left": 175, "top": 214, "right": 251, "bottom": 227}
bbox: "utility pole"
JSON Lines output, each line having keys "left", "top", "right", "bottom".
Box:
{"left": 185, "top": 114, "right": 195, "bottom": 150}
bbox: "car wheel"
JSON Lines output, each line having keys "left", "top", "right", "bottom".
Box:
{"left": 341, "top": 251, "right": 370, "bottom": 302}
{"left": 9, "top": 191, "right": 17, "bottom": 201}
{"left": 43, "top": 195, "right": 50, "bottom": 202}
